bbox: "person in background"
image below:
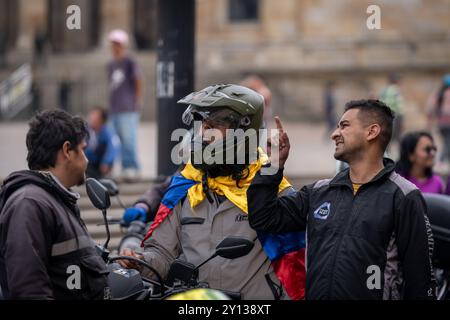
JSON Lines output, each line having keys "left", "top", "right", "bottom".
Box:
{"left": 395, "top": 131, "right": 445, "bottom": 194}
{"left": 33, "top": 27, "right": 48, "bottom": 66}
{"left": 85, "top": 106, "right": 120, "bottom": 179}
{"left": 446, "top": 175, "right": 450, "bottom": 195}
{"left": 107, "top": 29, "right": 144, "bottom": 181}
{"left": 380, "top": 73, "right": 405, "bottom": 146}
{"left": 323, "top": 80, "right": 337, "bottom": 137}
{"left": 121, "top": 131, "right": 192, "bottom": 225}
{"left": 240, "top": 75, "right": 273, "bottom": 128}
{"left": 121, "top": 176, "right": 171, "bottom": 226}
{"left": 427, "top": 74, "right": 450, "bottom": 171}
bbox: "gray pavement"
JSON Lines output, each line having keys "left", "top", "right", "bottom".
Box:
{"left": 0, "top": 121, "right": 338, "bottom": 182}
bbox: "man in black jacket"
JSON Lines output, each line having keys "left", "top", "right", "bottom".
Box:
{"left": 247, "top": 99, "right": 436, "bottom": 299}
{"left": 0, "top": 110, "right": 109, "bottom": 300}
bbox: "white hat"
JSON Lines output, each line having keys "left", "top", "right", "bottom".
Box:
{"left": 108, "top": 29, "right": 129, "bottom": 45}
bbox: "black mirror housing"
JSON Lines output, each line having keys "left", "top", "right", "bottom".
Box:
{"left": 165, "top": 259, "right": 198, "bottom": 287}
{"left": 215, "top": 236, "right": 254, "bottom": 260}
{"left": 99, "top": 179, "right": 119, "bottom": 196}
{"left": 86, "top": 178, "right": 111, "bottom": 210}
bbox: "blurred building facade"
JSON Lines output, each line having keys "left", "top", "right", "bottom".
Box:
{"left": 1, "top": 0, "right": 450, "bottom": 128}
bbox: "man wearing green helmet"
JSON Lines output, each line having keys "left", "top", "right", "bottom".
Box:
{"left": 119, "top": 84, "right": 306, "bottom": 300}
{"left": 179, "top": 84, "right": 263, "bottom": 180}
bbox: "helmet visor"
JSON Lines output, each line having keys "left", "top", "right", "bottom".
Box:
{"left": 182, "top": 105, "right": 241, "bottom": 129}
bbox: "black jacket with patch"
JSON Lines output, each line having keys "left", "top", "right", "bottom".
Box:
{"left": 0, "top": 171, "right": 109, "bottom": 300}
{"left": 247, "top": 159, "right": 436, "bottom": 300}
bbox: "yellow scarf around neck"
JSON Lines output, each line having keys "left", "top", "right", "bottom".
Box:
{"left": 180, "top": 149, "right": 291, "bottom": 214}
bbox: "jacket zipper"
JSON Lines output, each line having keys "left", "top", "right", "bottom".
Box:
{"left": 326, "top": 185, "right": 364, "bottom": 298}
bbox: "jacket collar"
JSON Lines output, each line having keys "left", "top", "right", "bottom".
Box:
{"left": 330, "top": 158, "right": 396, "bottom": 189}
{"left": 39, "top": 171, "right": 80, "bottom": 201}
{"left": 0, "top": 170, "right": 80, "bottom": 214}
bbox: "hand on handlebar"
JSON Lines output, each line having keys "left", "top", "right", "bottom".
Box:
{"left": 117, "top": 248, "right": 144, "bottom": 270}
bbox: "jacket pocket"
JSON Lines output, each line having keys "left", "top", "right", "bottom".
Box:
{"left": 78, "top": 254, "right": 110, "bottom": 300}
{"left": 180, "top": 217, "right": 205, "bottom": 225}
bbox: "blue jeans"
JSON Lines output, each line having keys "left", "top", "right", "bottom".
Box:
{"left": 110, "top": 112, "right": 140, "bottom": 170}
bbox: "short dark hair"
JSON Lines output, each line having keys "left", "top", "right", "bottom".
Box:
{"left": 91, "top": 106, "right": 108, "bottom": 123}
{"left": 344, "top": 99, "right": 394, "bottom": 152}
{"left": 26, "top": 110, "right": 89, "bottom": 170}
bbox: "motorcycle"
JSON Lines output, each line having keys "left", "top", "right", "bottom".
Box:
{"left": 86, "top": 178, "right": 251, "bottom": 300}
{"left": 423, "top": 193, "right": 450, "bottom": 300}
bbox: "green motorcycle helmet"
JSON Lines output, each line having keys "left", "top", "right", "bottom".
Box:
{"left": 179, "top": 84, "right": 264, "bottom": 131}
{"left": 178, "top": 84, "right": 265, "bottom": 175}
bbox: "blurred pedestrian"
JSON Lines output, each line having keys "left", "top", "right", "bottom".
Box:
{"left": 395, "top": 131, "right": 445, "bottom": 194}
{"left": 33, "top": 28, "right": 48, "bottom": 66}
{"left": 85, "top": 106, "right": 120, "bottom": 179}
{"left": 107, "top": 29, "right": 144, "bottom": 181}
{"left": 58, "top": 79, "right": 71, "bottom": 112}
{"left": 380, "top": 73, "right": 404, "bottom": 145}
{"left": 240, "top": 75, "right": 272, "bottom": 128}
{"left": 426, "top": 74, "right": 450, "bottom": 169}
{"left": 446, "top": 175, "right": 450, "bottom": 195}
{"left": 323, "top": 80, "right": 337, "bottom": 136}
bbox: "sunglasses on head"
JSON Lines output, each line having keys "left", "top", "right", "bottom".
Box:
{"left": 424, "top": 145, "right": 437, "bottom": 154}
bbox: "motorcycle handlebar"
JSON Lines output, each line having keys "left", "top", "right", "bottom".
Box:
{"left": 109, "top": 256, "right": 167, "bottom": 295}
{"left": 109, "top": 256, "right": 220, "bottom": 300}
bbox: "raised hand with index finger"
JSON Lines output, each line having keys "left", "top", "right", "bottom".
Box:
{"left": 267, "top": 116, "right": 290, "bottom": 169}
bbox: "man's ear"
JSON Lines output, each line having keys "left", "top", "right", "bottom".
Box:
{"left": 62, "top": 141, "right": 72, "bottom": 160}
{"left": 367, "top": 124, "right": 381, "bottom": 142}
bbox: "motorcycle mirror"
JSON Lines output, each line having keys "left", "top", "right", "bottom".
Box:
{"left": 86, "top": 178, "right": 112, "bottom": 253}
{"left": 86, "top": 178, "right": 111, "bottom": 210}
{"left": 194, "top": 236, "right": 254, "bottom": 272}
{"left": 165, "top": 260, "right": 197, "bottom": 287}
{"left": 99, "top": 179, "right": 119, "bottom": 196}
{"left": 215, "top": 236, "right": 254, "bottom": 259}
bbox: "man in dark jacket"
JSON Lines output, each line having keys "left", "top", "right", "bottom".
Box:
{"left": 247, "top": 99, "right": 436, "bottom": 300}
{"left": 0, "top": 110, "right": 110, "bottom": 300}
